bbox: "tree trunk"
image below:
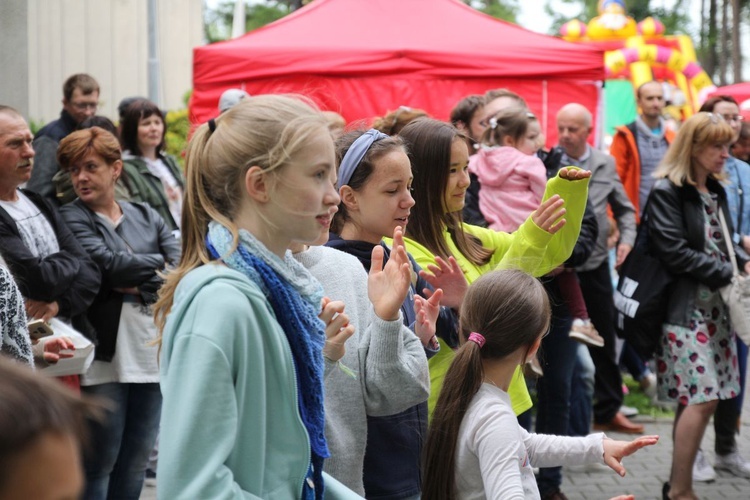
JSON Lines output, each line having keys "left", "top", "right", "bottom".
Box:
{"left": 719, "top": 0, "right": 728, "bottom": 85}
{"left": 705, "top": 0, "right": 718, "bottom": 78}
{"left": 731, "top": 0, "right": 742, "bottom": 82}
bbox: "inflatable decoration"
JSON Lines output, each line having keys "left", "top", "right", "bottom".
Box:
{"left": 559, "top": 0, "right": 714, "bottom": 117}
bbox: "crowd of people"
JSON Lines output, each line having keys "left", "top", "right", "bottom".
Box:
{"left": 0, "top": 72, "right": 749, "bottom": 500}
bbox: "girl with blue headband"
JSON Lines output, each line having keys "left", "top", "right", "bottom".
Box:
{"left": 328, "top": 128, "right": 459, "bottom": 499}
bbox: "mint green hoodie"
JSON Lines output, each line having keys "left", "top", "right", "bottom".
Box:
{"left": 158, "top": 264, "right": 361, "bottom": 499}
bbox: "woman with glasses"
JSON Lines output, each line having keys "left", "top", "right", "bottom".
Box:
{"left": 648, "top": 112, "right": 746, "bottom": 500}
{"left": 119, "top": 99, "right": 184, "bottom": 237}
{"left": 687, "top": 97, "right": 750, "bottom": 484}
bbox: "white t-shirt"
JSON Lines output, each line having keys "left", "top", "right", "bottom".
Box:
{"left": 143, "top": 156, "right": 183, "bottom": 229}
{"left": 0, "top": 191, "right": 59, "bottom": 258}
{"left": 455, "top": 384, "right": 605, "bottom": 499}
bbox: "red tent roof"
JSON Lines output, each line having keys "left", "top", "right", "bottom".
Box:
{"left": 191, "top": 0, "right": 606, "bottom": 142}
{"left": 708, "top": 83, "right": 750, "bottom": 105}
{"left": 195, "top": 0, "right": 604, "bottom": 84}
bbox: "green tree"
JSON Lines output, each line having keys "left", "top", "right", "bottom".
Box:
{"left": 203, "top": 1, "right": 292, "bottom": 43}
{"left": 465, "top": 0, "right": 519, "bottom": 23}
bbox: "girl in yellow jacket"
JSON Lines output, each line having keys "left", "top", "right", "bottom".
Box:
{"left": 396, "top": 118, "right": 591, "bottom": 416}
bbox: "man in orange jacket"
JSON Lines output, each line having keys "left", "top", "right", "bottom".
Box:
{"left": 610, "top": 81, "right": 675, "bottom": 221}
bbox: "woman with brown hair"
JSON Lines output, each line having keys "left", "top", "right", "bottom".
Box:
{"left": 58, "top": 127, "right": 180, "bottom": 500}
{"left": 120, "top": 99, "right": 184, "bottom": 235}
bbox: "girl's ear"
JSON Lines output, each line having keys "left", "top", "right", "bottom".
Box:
{"left": 502, "top": 135, "right": 516, "bottom": 148}
{"left": 245, "top": 166, "right": 270, "bottom": 203}
{"left": 526, "top": 336, "right": 543, "bottom": 363}
{"left": 339, "top": 185, "right": 358, "bottom": 212}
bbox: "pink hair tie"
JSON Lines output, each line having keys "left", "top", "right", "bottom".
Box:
{"left": 467, "top": 332, "right": 486, "bottom": 348}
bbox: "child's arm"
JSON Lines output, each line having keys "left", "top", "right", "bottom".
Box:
{"left": 602, "top": 435, "right": 660, "bottom": 476}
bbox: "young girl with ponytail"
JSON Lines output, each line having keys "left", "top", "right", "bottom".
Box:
{"left": 153, "top": 95, "right": 358, "bottom": 499}
{"left": 423, "top": 269, "right": 659, "bottom": 499}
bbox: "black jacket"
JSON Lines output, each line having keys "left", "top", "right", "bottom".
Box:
{"left": 0, "top": 189, "right": 100, "bottom": 337}
{"left": 462, "top": 172, "right": 488, "bottom": 227}
{"left": 27, "top": 110, "right": 79, "bottom": 201}
{"left": 648, "top": 177, "right": 749, "bottom": 326}
{"left": 60, "top": 200, "right": 180, "bottom": 361}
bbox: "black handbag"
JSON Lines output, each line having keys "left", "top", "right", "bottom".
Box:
{"left": 613, "top": 202, "right": 674, "bottom": 359}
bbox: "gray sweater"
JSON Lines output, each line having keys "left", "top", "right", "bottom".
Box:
{"left": 293, "top": 245, "right": 430, "bottom": 496}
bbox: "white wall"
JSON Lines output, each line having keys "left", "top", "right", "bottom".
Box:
{"left": 3, "top": 0, "right": 203, "bottom": 124}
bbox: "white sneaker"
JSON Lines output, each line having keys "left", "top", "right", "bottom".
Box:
{"left": 620, "top": 405, "right": 639, "bottom": 418}
{"left": 693, "top": 449, "right": 716, "bottom": 482}
{"left": 639, "top": 372, "right": 657, "bottom": 400}
{"left": 715, "top": 450, "right": 750, "bottom": 478}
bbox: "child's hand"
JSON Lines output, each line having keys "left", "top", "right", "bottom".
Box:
{"left": 41, "top": 336, "right": 76, "bottom": 364}
{"left": 602, "top": 435, "right": 659, "bottom": 477}
{"left": 320, "top": 298, "right": 355, "bottom": 362}
{"left": 418, "top": 256, "right": 467, "bottom": 310}
{"left": 368, "top": 226, "right": 411, "bottom": 321}
{"left": 531, "top": 195, "right": 567, "bottom": 235}
{"left": 413, "top": 290, "right": 442, "bottom": 348}
{"left": 558, "top": 167, "right": 591, "bottom": 181}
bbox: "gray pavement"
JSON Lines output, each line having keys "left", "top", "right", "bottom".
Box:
{"left": 140, "top": 377, "right": 750, "bottom": 500}
{"left": 560, "top": 374, "right": 750, "bottom": 500}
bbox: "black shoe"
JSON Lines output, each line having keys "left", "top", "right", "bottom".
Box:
{"left": 662, "top": 481, "right": 670, "bottom": 500}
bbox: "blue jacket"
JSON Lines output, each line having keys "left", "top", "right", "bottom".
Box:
{"left": 158, "top": 264, "right": 360, "bottom": 499}
{"left": 724, "top": 156, "right": 750, "bottom": 242}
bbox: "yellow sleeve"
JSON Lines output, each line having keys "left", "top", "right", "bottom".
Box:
{"left": 471, "top": 168, "right": 589, "bottom": 277}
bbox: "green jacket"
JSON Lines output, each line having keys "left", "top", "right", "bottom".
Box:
{"left": 158, "top": 264, "right": 361, "bottom": 499}
{"left": 121, "top": 154, "right": 184, "bottom": 232}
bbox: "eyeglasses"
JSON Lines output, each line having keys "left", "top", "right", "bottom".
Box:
{"left": 70, "top": 101, "right": 99, "bottom": 111}
{"left": 720, "top": 114, "right": 744, "bottom": 123}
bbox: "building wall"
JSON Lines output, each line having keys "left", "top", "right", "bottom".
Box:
{"left": 0, "top": 0, "right": 30, "bottom": 118}
{"left": 2, "top": 0, "right": 202, "bottom": 124}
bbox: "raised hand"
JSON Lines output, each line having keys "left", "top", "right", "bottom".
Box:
{"left": 413, "top": 289, "right": 443, "bottom": 347}
{"left": 558, "top": 167, "right": 592, "bottom": 181}
{"left": 368, "top": 226, "right": 412, "bottom": 321}
{"left": 531, "top": 195, "right": 567, "bottom": 235}
{"left": 602, "top": 435, "right": 660, "bottom": 477}
{"left": 319, "top": 297, "right": 355, "bottom": 362}
{"left": 418, "top": 256, "right": 467, "bottom": 310}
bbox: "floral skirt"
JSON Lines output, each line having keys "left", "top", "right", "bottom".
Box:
{"left": 656, "top": 286, "right": 740, "bottom": 405}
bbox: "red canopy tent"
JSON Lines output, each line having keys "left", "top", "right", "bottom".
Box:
{"left": 707, "top": 83, "right": 750, "bottom": 119}
{"left": 191, "top": 0, "right": 606, "bottom": 146}
{"left": 708, "top": 83, "right": 750, "bottom": 104}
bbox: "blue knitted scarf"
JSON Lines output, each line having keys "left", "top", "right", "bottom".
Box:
{"left": 206, "top": 222, "right": 329, "bottom": 499}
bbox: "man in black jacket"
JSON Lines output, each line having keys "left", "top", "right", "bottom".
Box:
{"left": 0, "top": 105, "right": 100, "bottom": 342}
{"left": 26, "top": 74, "right": 99, "bottom": 202}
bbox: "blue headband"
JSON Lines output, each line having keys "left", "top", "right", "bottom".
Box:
{"left": 337, "top": 129, "right": 389, "bottom": 190}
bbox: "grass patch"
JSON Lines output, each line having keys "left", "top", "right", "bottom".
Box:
{"left": 622, "top": 374, "right": 675, "bottom": 419}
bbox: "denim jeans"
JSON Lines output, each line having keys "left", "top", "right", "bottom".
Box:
{"left": 81, "top": 383, "right": 162, "bottom": 500}
{"left": 569, "top": 343, "right": 595, "bottom": 436}
{"left": 535, "top": 279, "right": 578, "bottom": 496}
